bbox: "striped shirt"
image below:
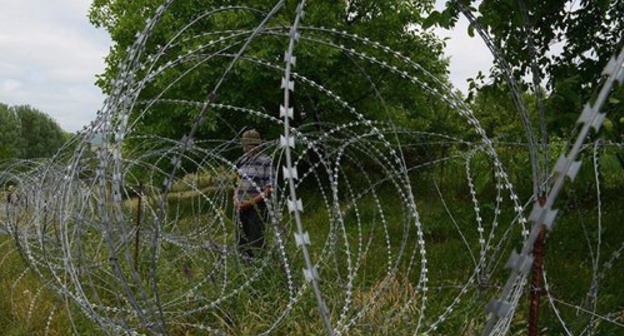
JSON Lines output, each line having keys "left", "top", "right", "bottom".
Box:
{"left": 235, "top": 153, "right": 273, "bottom": 202}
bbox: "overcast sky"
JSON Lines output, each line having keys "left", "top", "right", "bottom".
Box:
{"left": 0, "top": 0, "right": 492, "bottom": 133}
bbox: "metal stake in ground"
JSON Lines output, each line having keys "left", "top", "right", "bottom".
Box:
{"left": 529, "top": 195, "right": 547, "bottom": 336}
{"left": 134, "top": 182, "right": 143, "bottom": 269}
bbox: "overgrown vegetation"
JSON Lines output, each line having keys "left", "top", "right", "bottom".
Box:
{"left": 0, "top": 103, "right": 69, "bottom": 160}
{"left": 2, "top": 151, "right": 622, "bottom": 334}
{"left": 2, "top": 1, "right": 623, "bottom": 334}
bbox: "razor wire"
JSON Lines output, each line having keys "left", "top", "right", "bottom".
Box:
{"left": 451, "top": 0, "right": 544, "bottom": 197}
{"left": 0, "top": 1, "right": 623, "bottom": 335}
{"left": 483, "top": 46, "right": 624, "bottom": 335}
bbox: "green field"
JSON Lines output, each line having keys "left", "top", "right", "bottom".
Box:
{"left": 1, "top": 181, "right": 622, "bottom": 335}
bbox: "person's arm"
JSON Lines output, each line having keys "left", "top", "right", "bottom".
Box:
{"left": 238, "top": 186, "right": 270, "bottom": 211}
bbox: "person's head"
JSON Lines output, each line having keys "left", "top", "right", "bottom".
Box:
{"left": 241, "top": 129, "right": 262, "bottom": 154}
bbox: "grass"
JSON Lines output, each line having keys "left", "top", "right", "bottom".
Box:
{"left": 0, "top": 235, "right": 102, "bottom": 335}
{"left": 1, "top": 177, "right": 623, "bottom": 335}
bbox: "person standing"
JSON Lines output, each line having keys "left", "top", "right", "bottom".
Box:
{"left": 233, "top": 129, "right": 273, "bottom": 259}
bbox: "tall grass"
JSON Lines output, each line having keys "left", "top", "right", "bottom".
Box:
{"left": 1, "top": 167, "right": 623, "bottom": 335}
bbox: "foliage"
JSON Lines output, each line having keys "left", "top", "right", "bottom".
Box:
{"left": 88, "top": 0, "right": 450, "bottom": 144}
{"left": 0, "top": 236, "right": 101, "bottom": 334}
{"left": 428, "top": 0, "right": 624, "bottom": 141}
{"left": 0, "top": 103, "right": 68, "bottom": 160}
{"left": 3, "top": 189, "right": 623, "bottom": 334}
{"left": 0, "top": 103, "right": 24, "bottom": 160}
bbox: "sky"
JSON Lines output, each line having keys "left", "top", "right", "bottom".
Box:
{"left": 0, "top": 0, "right": 492, "bottom": 133}
{"left": 433, "top": 1, "right": 494, "bottom": 93}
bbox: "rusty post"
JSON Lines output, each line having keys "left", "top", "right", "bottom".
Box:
{"left": 529, "top": 196, "right": 547, "bottom": 336}
{"left": 134, "top": 183, "right": 143, "bottom": 269}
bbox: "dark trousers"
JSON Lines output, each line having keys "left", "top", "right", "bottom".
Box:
{"left": 238, "top": 204, "right": 267, "bottom": 257}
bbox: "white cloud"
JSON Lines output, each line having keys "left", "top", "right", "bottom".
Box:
{"left": 1, "top": 78, "right": 23, "bottom": 93}
{"left": 433, "top": 0, "right": 494, "bottom": 94}
{"left": 0, "top": 0, "right": 111, "bottom": 132}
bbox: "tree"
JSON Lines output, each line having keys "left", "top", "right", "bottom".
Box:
{"left": 15, "top": 105, "right": 67, "bottom": 159}
{"left": 0, "top": 103, "right": 24, "bottom": 160}
{"left": 88, "top": 0, "right": 451, "bottom": 147}
{"left": 0, "top": 104, "right": 67, "bottom": 160}
{"left": 14, "top": 105, "right": 65, "bottom": 159}
{"left": 429, "top": 0, "right": 623, "bottom": 138}
{"left": 427, "top": 3, "right": 623, "bottom": 335}
{"left": 424, "top": 0, "right": 624, "bottom": 200}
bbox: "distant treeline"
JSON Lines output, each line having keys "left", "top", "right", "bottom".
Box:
{"left": 0, "top": 103, "right": 69, "bottom": 160}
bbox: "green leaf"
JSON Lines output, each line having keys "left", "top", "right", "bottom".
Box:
{"left": 422, "top": 10, "right": 440, "bottom": 29}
